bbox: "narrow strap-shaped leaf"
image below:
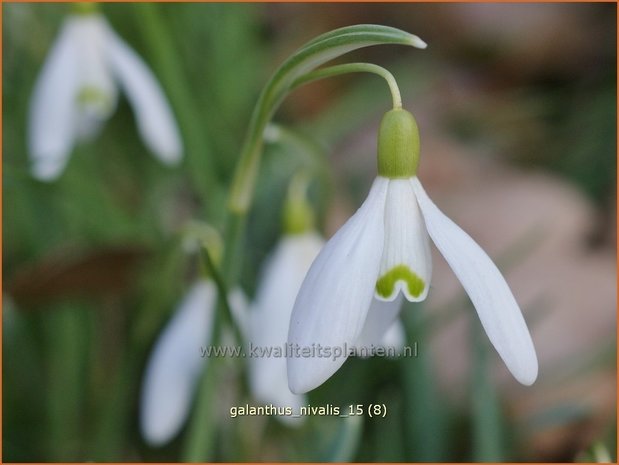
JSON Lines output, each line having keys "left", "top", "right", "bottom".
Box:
{"left": 229, "top": 24, "right": 426, "bottom": 212}
{"left": 257, "top": 25, "right": 426, "bottom": 137}
{"left": 299, "top": 23, "right": 426, "bottom": 50}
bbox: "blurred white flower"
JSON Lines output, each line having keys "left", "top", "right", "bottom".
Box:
{"left": 28, "top": 12, "right": 182, "bottom": 181}
{"left": 140, "top": 279, "right": 215, "bottom": 446}
{"left": 140, "top": 277, "right": 247, "bottom": 446}
{"left": 287, "top": 109, "right": 538, "bottom": 394}
{"left": 247, "top": 232, "right": 323, "bottom": 424}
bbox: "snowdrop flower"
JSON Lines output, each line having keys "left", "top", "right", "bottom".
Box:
{"left": 287, "top": 108, "right": 538, "bottom": 394}
{"left": 140, "top": 279, "right": 215, "bottom": 446}
{"left": 247, "top": 178, "right": 405, "bottom": 416}
{"left": 140, "top": 279, "right": 246, "bottom": 446}
{"left": 29, "top": 8, "right": 182, "bottom": 181}
{"left": 252, "top": 234, "right": 405, "bottom": 407}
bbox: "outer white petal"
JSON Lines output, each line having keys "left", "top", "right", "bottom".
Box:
{"left": 102, "top": 24, "right": 182, "bottom": 164}
{"left": 354, "top": 295, "right": 403, "bottom": 350}
{"left": 376, "top": 179, "right": 432, "bottom": 302}
{"left": 250, "top": 232, "right": 324, "bottom": 422}
{"left": 28, "top": 19, "right": 80, "bottom": 181}
{"left": 411, "top": 177, "right": 538, "bottom": 385}
{"left": 140, "top": 280, "right": 216, "bottom": 446}
{"left": 287, "top": 178, "right": 389, "bottom": 394}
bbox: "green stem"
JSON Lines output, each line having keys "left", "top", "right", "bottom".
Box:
{"left": 181, "top": 338, "right": 223, "bottom": 461}
{"left": 471, "top": 322, "right": 505, "bottom": 461}
{"left": 199, "top": 246, "right": 242, "bottom": 344}
{"left": 47, "top": 305, "right": 87, "bottom": 461}
{"left": 181, "top": 213, "right": 246, "bottom": 461}
{"left": 90, "top": 353, "right": 133, "bottom": 460}
{"left": 291, "top": 63, "right": 402, "bottom": 109}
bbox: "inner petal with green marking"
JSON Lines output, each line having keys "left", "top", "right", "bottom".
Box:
{"left": 77, "top": 86, "right": 114, "bottom": 115}
{"left": 377, "top": 178, "right": 433, "bottom": 302}
{"left": 375, "top": 264, "right": 425, "bottom": 300}
{"left": 78, "top": 86, "right": 108, "bottom": 105}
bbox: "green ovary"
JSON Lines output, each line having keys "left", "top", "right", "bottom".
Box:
{"left": 375, "top": 265, "right": 425, "bottom": 299}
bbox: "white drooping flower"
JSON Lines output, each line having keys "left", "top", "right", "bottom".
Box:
{"left": 247, "top": 185, "right": 405, "bottom": 413}
{"left": 250, "top": 238, "right": 406, "bottom": 408}
{"left": 247, "top": 232, "right": 324, "bottom": 423}
{"left": 140, "top": 280, "right": 215, "bottom": 446}
{"left": 287, "top": 108, "right": 538, "bottom": 394}
{"left": 28, "top": 10, "right": 182, "bottom": 181}
{"left": 140, "top": 280, "right": 247, "bottom": 446}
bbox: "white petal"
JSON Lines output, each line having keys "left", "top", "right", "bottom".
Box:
{"left": 249, "top": 233, "right": 324, "bottom": 420}
{"left": 140, "top": 280, "right": 215, "bottom": 446}
{"left": 103, "top": 24, "right": 182, "bottom": 164}
{"left": 287, "top": 178, "right": 389, "bottom": 394}
{"left": 28, "top": 19, "right": 80, "bottom": 180}
{"left": 354, "top": 295, "right": 403, "bottom": 350}
{"left": 411, "top": 177, "right": 538, "bottom": 385}
{"left": 376, "top": 179, "right": 432, "bottom": 302}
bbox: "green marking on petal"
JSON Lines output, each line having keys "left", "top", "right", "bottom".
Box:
{"left": 77, "top": 86, "right": 109, "bottom": 106}
{"left": 375, "top": 264, "right": 425, "bottom": 299}
{"left": 77, "top": 87, "right": 113, "bottom": 114}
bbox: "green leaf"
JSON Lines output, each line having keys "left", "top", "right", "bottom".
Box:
{"left": 401, "top": 304, "right": 448, "bottom": 461}
{"left": 299, "top": 24, "right": 426, "bottom": 54}
{"left": 257, "top": 25, "right": 425, "bottom": 140}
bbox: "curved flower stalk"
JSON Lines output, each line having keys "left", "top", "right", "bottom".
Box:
{"left": 28, "top": 8, "right": 182, "bottom": 181}
{"left": 287, "top": 108, "right": 539, "bottom": 394}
